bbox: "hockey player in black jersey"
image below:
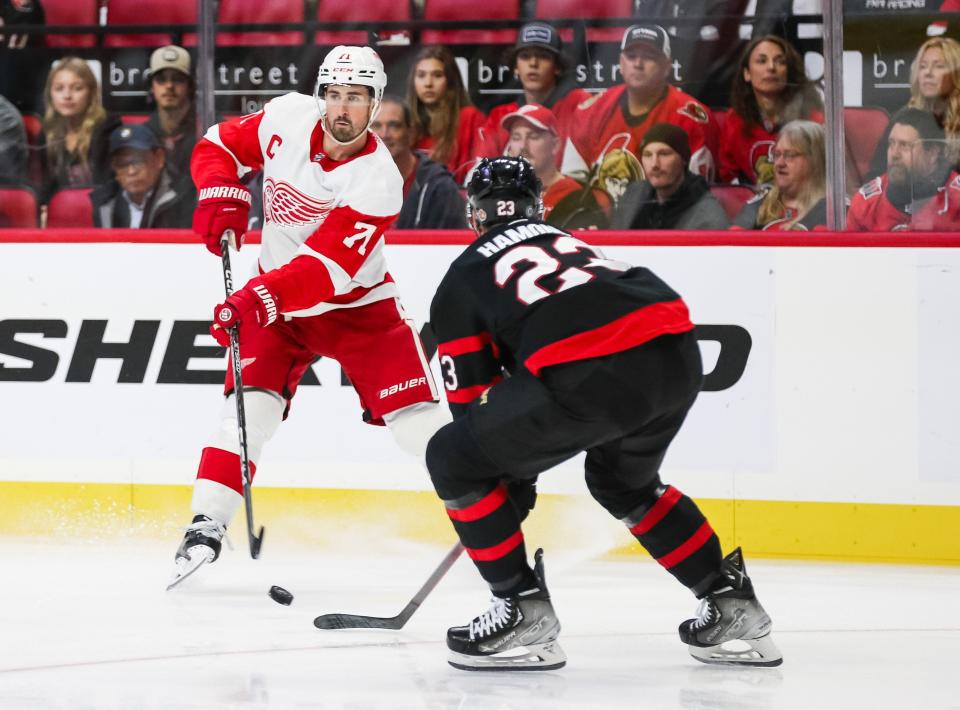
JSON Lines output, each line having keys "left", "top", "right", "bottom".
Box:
{"left": 425, "top": 156, "right": 782, "bottom": 671}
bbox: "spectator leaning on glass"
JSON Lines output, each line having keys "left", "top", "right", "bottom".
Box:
{"left": 408, "top": 45, "right": 485, "bottom": 184}
{"left": 733, "top": 120, "right": 826, "bottom": 231}
{"left": 502, "top": 103, "right": 611, "bottom": 229}
{"left": 848, "top": 108, "right": 960, "bottom": 232}
{"left": 613, "top": 123, "right": 728, "bottom": 231}
{"left": 89, "top": 124, "right": 195, "bottom": 228}
{"left": 562, "top": 24, "right": 717, "bottom": 187}
{"left": 719, "top": 35, "right": 823, "bottom": 187}
{"left": 145, "top": 45, "right": 197, "bottom": 181}
{"left": 370, "top": 95, "right": 466, "bottom": 229}
{"left": 475, "top": 22, "right": 589, "bottom": 161}
{"left": 0, "top": 92, "right": 27, "bottom": 185}
{"left": 39, "top": 56, "right": 120, "bottom": 203}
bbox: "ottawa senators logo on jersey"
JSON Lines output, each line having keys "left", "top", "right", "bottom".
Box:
{"left": 750, "top": 141, "right": 775, "bottom": 185}
{"left": 263, "top": 178, "right": 335, "bottom": 227}
{"left": 677, "top": 101, "right": 709, "bottom": 124}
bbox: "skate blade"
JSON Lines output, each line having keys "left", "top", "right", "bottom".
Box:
{"left": 688, "top": 633, "right": 783, "bottom": 667}
{"left": 166, "top": 548, "right": 213, "bottom": 591}
{"left": 448, "top": 641, "right": 567, "bottom": 672}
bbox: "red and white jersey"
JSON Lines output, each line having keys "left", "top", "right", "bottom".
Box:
{"left": 847, "top": 172, "right": 960, "bottom": 231}
{"left": 561, "top": 84, "right": 718, "bottom": 181}
{"left": 718, "top": 109, "right": 824, "bottom": 185}
{"left": 192, "top": 92, "right": 403, "bottom": 318}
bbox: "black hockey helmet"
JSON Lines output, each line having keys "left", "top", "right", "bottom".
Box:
{"left": 466, "top": 156, "right": 543, "bottom": 231}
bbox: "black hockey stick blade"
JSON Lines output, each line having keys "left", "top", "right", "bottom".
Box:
{"left": 314, "top": 542, "right": 464, "bottom": 631}
{"left": 250, "top": 525, "right": 265, "bottom": 559}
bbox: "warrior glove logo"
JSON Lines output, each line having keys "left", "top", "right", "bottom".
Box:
{"left": 217, "top": 307, "right": 233, "bottom": 323}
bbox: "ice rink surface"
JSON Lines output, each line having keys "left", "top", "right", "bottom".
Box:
{"left": 1, "top": 535, "right": 958, "bottom": 710}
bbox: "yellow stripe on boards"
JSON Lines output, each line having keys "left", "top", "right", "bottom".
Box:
{"left": 0, "top": 482, "right": 957, "bottom": 565}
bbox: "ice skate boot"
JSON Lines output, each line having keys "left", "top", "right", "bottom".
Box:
{"left": 679, "top": 547, "right": 782, "bottom": 667}
{"left": 447, "top": 549, "right": 566, "bottom": 671}
{"left": 167, "top": 515, "right": 226, "bottom": 591}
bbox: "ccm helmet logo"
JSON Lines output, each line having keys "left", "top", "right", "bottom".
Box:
{"left": 378, "top": 376, "right": 428, "bottom": 399}
{"left": 217, "top": 307, "right": 233, "bottom": 323}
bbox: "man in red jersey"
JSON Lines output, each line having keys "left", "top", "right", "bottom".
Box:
{"left": 169, "top": 46, "right": 451, "bottom": 587}
{"left": 848, "top": 108, "right": 960, "bottom": 231}
{"left": 562, "top": 24, "right": 718, "bottom": 188}
{"left": 502, "top": 103, "right": 610, "bottom": 229}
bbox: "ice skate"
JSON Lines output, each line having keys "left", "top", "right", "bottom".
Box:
{"left": 679, "top": 547, "right": 783, "bottom": 667}
{"left": 447, "top": 549, "right": 566, "bottom": 672}
{"left": 167, "top": 515, "right": 226, "bottom": 591}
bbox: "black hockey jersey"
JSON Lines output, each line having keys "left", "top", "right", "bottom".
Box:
{"left": 429, "top": 219, "right": 695, "bottom": 415}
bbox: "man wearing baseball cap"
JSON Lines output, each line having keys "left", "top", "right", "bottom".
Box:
{"left": 502, "top": 103, "right": 610, "bottom": 228}
{"left": 475, "top": 21, "right": 589, "bottom": 161}
{"left": 145, "top": 44, "right": 197, "bottom": 180}
{"left": 562, "top": 24, "right": 718, "bottom": 190}
{"left": 90, "top": 123, "right": 195, "bottom": 228}
{"left": 612, "top": 122, "right": 727, "bottom": 231}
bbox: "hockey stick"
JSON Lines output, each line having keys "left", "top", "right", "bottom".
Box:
{"left": 220, "top": 230, "right": 265, "bottom": 559}
{"left": 314, "top": 542, "right": 464, "bottom": 630}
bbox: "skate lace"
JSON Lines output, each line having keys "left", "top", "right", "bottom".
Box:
{"left": 690, "top": 598, "right": 717, "bottom": 630}
{"left": 185, "top": 517, "right": 226, "bottom": 540}
{"left": 469, "top": 597, "right": 514, "bottom": 641}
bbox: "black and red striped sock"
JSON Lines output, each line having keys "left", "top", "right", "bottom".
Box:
{"left": 443, "top": 483, "right": 534, "bottom": 596}
{"left": 622, "top": 485, "right": 722, "bottom": 597}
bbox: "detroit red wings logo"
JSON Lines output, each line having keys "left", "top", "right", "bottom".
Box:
{"left": 263, "top": 178, "right": 335, "bottom": 226}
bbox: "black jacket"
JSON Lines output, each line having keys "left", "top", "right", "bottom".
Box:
{"left": 395, "top": 152, "right": 466, "bottom": 229}
{"left": 146, "top": 109, "right": 198, "bottom": 182}
{"left": 90, "top": 168, "right": 196, "bottom": 228}
{"left": 613, "top": 172, "right": 729, "bottom": 230}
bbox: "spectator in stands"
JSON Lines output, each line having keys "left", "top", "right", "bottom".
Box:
{"left": 720, "top": 35, "right": 823, "bottom": 187}
{"left": 408, "top": 45, "right": 485, "bottom": 184}
{"left": 0, "top": 0, "right": 44, "bottom": 49}
{"left": 869, "top": 37, "right": 960, "bottom": 178}
{"left": 848, "top": 108, "right": 960, "bottom": 231}
{"left": 734, "top": 120, "right": 826, "bottom": 230}
{"left": 562, "top": 24, "right": 717, "bottom": 189}
{"left": 371, "top": 95, "right": 466, "bottom": 229}
{"left": 89, "top": 124, "right": 195, "bottom": 228}
{"left": 475, "top": 22, "right": 589, "bottom": 161}
{"left": 39, "top": 56, "right": 120, "bottom": 204}
{"left": 613, "top": 123, "right": 728, "bottom": 231}
{"left": 502, "top": 104, "right": 610, "bottom": 229}
{"left": 0, "top": 92, "right": 27, "bottom": 184}
{"left": 145, "top": 45, "right": 197, "bottom": 180}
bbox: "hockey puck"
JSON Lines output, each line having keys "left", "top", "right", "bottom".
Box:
{"left": 269, "top": 585, "right": 294, "bottom": 606}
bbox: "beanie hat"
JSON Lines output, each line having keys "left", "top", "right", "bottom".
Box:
{"left": 640, "top": 123, "right": 691, "bottom": 165}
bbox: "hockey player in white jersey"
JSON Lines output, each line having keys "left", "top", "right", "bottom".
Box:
{"left": 169, "top": 46, "right": 452, "bottom": 586}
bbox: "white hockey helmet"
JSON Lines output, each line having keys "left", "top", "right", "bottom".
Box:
{"left": 313, "top": 45, "right": 387, "bottom": 136}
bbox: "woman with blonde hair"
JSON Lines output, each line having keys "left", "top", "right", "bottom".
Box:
{"left": 407, "top": 45, "right": 484, "bottom": 184}
{"left": 39, "top": 56, "right": 120, "bottom": 203}
{"left": 733, "top": 120, "right": 826, "bottom": 231}
{"left": 720, "top": 35, "right": 823, "bottom": 186}
{"left": 869, "top": 37, "right": 960, "bottom": 177}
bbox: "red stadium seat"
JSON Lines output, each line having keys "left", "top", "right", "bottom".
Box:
{"left": 316, "top": 0, "right": 410, "bottom": 46}
{"left": 43, "top": 0, "right": 98, "bottom": 48}
{"left": 184, "top": 0, "right": 304, "bottom": 46}
{"left": 0, "top": 188, "right": 38, "bottom": 228}
{"left": 534, "top": 0, "right": 632, "bottom": 43}
{"left": 844, "top": 106, "right": 889, "bottom": 185}
{"left": 105, "top": 0, "right": 197, "bottom": 48}
{"left": 22, "top": 114, "right": 44, "bottom": 188}
{"left": 421, "top": 0, "right": 518, "bottom": 45}
{"left": 47, "top": 188, "right": 94, "bottom": 228}
{"left": 710, "top": 184, "right": 755, "bottom": 221}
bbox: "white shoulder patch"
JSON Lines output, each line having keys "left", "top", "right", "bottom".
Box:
{"left": 858, "top": 177, "right": 883, "bottom": 199}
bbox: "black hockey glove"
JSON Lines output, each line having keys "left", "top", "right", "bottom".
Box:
{"left": 505, "top": 478, "right": 537, "bottom": 522}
